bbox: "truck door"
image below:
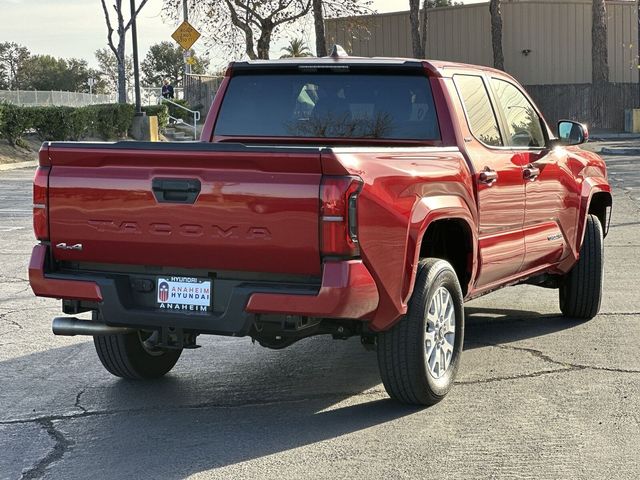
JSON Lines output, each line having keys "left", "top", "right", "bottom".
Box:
{"left": 488, "top": 78, "right": 571, "bottom": 274}
{"left": 452, "top": 74, "right": 526, "bottom": 289}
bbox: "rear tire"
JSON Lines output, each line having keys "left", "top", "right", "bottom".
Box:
{"left": 93, "top": 317, "right": 182, "bottom": 379}
{"left": 559, "top": 214, "right": 604, "bottom": 320}
{"left": 377, "top": 258, "right": 465, "bottom": 406}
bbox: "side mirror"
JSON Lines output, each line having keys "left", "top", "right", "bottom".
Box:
{"left": 556, "top": 120, "right": 589, "bottom": 146}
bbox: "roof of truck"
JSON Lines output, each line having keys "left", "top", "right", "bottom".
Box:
{"left": 231, "top": 55, "right": 516, "bottom": 83}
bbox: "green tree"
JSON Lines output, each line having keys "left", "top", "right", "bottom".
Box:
{"left": 141, "top": 41, "right": 208, "bottom": 86}
{"left": 15, "top": 55, "right": 92, "bottom": 91}
{"left": 0, "top": 42, "right": 30, "bottom": 89}
{"left": 280, "top": 39, "right": 312, "bottom": 58}
{"left": 95, "top": 48, "right": 133, "bottom": 94}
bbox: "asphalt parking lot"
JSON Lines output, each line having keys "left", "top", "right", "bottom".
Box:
{"left": 0, "top": 154, "right": 639, "bottom": 480}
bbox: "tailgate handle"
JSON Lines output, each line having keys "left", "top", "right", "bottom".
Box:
{"left": 152, "top": 178, "right": 201, "bottom": 204}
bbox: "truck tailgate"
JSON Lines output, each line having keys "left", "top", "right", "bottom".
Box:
{"left": 46, "top": 143, "right": 322, "bottom": 276}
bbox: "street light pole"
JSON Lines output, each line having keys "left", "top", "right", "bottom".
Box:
{"left": 130, "top": 0, "right": 143, "bottom": 115}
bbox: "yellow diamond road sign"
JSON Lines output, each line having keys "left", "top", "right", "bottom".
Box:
{"left": 172, "top": 21, "right": 201, "bottom": 51}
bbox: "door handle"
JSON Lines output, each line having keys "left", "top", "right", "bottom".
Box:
{"left": 152, "top": 178, "right": 201, "bottom": 204}
{"left": 479, "top": 167, "right": 498, "bottom": 185}
{"left": 523, "top": 165, "right": 540, "bottom": 181}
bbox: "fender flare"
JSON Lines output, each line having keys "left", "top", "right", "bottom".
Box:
{"left": 576, "top": 178, "right": 612, "bottom": 253}
{"left": 401, "top": 195, "right": 477, "bottom": 304}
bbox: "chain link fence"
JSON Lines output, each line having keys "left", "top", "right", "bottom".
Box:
{"left": 0, "top": 90, "right": 116, "bottom": 107}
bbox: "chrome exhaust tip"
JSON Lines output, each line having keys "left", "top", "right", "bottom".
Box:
{"left": 52, "top": 317, "right": 136, "bottom": 336}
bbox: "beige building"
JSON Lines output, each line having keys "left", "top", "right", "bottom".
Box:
{"left": 325, "top": 0, "right": 638, "bottom": 86}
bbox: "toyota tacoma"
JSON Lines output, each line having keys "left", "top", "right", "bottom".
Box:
{"left": 29, "top": 52, "right": 612, "bottom": 405}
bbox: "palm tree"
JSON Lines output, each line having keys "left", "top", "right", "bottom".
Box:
{"left": 280, "top": 39, "right": 313, "bottom": 59}
{"left": 489, "top": 0, "right": 504, "bottom": 71}
{"left": 592, "top": 0, "right": 609, "bottom": 84}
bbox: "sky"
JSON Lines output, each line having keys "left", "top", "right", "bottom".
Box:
{"left": 0, "top": 0, "right": 486, "bottom": 71}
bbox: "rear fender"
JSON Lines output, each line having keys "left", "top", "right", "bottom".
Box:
{"left": 404, "top": 196, "right": 477, "bottom": 302}
{"left": 368, "top": 195, "right": 476, "bottom": 332}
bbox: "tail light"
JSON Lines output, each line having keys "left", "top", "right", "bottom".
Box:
{"left": 33, "top": 146, "right": 50, "bottom": 241}
{"left": 320, "top": 176, "right": 363, "bottom": 257}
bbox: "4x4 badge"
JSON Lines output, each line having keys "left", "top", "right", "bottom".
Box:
{"left": 55, "top": 242, "right": 83, "bottom": 251}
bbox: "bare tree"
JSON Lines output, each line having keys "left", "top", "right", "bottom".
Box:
{"left": 489, "top": 0, "right": 504, "bottom": 70}
{"left": 592, "top": 0, "right": 609, "bottom": 84}
{"left": 100, "top": 0, "right": 149, "bottom": 103}
{"left": 312, "top": 0, "right": 373, "bottom": 57}
{"left": 164, "top": 0, "right": 312, "bottom": 60}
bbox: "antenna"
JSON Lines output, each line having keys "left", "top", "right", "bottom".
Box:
{"left": 329, "top": 45, "right": 349, "bottom": 58}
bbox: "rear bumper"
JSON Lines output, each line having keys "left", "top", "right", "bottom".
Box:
{"left": 246, "top": 260, "right": 379, "bottom": 318}
{"left": 29, "top": 245, "right": 103, "bottom": 302}
{"left": 28, "top": 244, "right": 379, "bottom": 336}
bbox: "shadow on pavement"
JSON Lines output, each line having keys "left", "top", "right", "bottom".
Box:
{"left": 463, "top": 306, "right": 582, "bottom": 349}
{"left": 1, "top": 305, "right": 584, "bottom": 477}
{"left": 0, "top": 336, "right": 421, "bottom": 477}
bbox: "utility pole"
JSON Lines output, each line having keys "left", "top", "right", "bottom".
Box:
{"left": 130, "top": 0, "right": 143, "bottom": 115}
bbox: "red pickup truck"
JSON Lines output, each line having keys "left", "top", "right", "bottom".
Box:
{"left": 29, "top": 55, "right": 611, "bottom": 405}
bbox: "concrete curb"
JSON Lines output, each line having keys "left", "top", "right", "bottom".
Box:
{"left": 600, "top": 148, "right": 640, "bottom": 156}
{"left": 0, "top": 160, "right": 38, "bottom": 172}
{"left": 590, "top": 134, "right": 640, "bottom": 141}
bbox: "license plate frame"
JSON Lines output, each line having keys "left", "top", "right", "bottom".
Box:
{"left": 156, "top": 276, "right": 212, "bottom": 313}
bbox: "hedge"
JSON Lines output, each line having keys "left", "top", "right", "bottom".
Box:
{"left": 0, "top": 103, "right": 35, "bottom": 147}
{"left": 85, "top": 103, "right": 135, "bottom": 140}
{"left": 29, "top": 106, "right": 91, "bottom": 141}
{"left": 0, "top": 102, "right": 168, "bottom": 145}
{"left": 141, "top": 104, "right": 169, "bottom": 129}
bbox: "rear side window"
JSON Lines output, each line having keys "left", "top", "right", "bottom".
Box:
{"left": 214, "top": 73, "right": 440, "bottom": 140}
{"left": 490, "top": 78, "right": 545, "bottom": 148}
{"left": 453, "top": 75, "right": 502, "bottom": 147}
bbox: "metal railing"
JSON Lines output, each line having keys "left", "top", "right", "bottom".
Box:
{"left": 141, "top": 87, "right": 184, "bottom": 104}
{"left": 158, "top": 96, "right": 200, "bottom": 139}
{"left": 0, "top": 90, "right": 115, "bottom": 107}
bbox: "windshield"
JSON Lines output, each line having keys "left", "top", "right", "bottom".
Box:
{"left": 214, "top": 73, "right": 440, "bottom": 140}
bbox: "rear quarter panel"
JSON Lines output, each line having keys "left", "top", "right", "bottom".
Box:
{"left": 325, "top": 147, "right": 477, "bottom": 331}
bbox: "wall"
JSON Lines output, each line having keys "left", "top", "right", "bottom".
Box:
{"left": 325, "top": 0, "right": 639, "bottom": 86}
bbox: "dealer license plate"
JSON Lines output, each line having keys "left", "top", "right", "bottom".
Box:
{"left": 157, "top": 276, "right": 211, "bottom": 313}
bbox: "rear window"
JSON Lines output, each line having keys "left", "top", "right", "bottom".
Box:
{"left": 214, "top": 73, "right": 440, "bottom": 140}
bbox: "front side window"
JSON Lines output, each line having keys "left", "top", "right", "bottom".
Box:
{"left": 214, "top": 73, "right": 440, "bottom": 140}
{"left": 453, "top": 75, "right": 502, "bottom": 147}
{"left": 490, "top": 79, "right": 545, "bottom": 148}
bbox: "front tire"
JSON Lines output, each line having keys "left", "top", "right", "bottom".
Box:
{"left": 377, "top": 258, "right": 465, "bottom": 406}
{"left": 559, "top": 214, "right": 604, "bottom": 320}
{"left": 93, "top": 320, "right": 182, "bottom": 379}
